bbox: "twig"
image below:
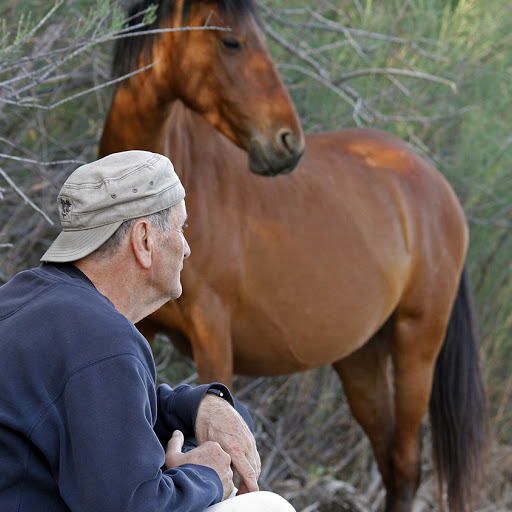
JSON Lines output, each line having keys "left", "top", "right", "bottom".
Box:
{"left": 13, "top": 0, "right": 65, "bottom": 49}
{"left": 261, "top": 20, "right": 330, "bottom": 79}
{"left": 0, "top": 153, "right": 84, "bottom": 166}
{"left": 308, "top": 9, "right": 367, "bottom": 60}
{"left": 333, "top": 68, "right": 457, "bottom": 93}
{"left": 260, "top": 5, "right": 442, "bottom": 48}
{"left": 0, "top": 24, "right": 234, "bottom": 109}
{"left": 0, "top": 166, "right": 54, "bottom": 225}
{"left": 276, "top": 63, "right": 373, "bottom": 125}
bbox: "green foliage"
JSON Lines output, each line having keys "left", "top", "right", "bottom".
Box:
{"left": 0, "top": 0, "right": 126, "bottom": 276}
{"left": 309, "top": 463, "right": 335, "bottom": 482}
{"left": 142, "top": 3, "right": 158, "bottom": 26}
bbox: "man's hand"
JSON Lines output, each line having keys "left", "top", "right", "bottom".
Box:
{"left": 165, "top": 430, "right": 234, "bottom": 500}
{"left": 195, "top": 393, "right": 261, "bottom": 495}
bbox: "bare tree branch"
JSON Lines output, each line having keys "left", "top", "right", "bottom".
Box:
{"left": 333, "top": 67, "right": 457, "bottom": 92}
{"left": 0, "top": 166, "right": 54, "bottom": 225}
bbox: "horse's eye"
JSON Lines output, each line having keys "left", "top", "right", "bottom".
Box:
{"left": 221, "top": 37, "right": 242, "bottom": 52}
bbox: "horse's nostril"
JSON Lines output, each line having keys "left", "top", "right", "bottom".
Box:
{"left": 279, "top": 130, "right": 295, "bottom": 154}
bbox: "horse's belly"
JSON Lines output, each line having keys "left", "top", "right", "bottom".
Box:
{"left": 231, "top": 292, "right": 393, "bottom": 374}
{"left": 228, "top": 181, "right": 410, "bottom": 373}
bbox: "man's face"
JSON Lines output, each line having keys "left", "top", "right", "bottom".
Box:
{"left": 152, "top": 200, "right": 191, "bottom": 300}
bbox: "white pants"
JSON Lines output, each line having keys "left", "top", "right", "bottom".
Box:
{"left": 207, "top": 491, "right": 296, "bottom": 512}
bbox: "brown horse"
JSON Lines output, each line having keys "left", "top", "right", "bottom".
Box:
{"left": 99, "top": 1, "right": 487, "bottom": 511}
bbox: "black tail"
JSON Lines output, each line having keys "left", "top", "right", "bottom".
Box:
{"left": 429, "top": 266, "right": 488, "bottom": 512}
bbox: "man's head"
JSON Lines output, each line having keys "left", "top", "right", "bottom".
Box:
{"left": 41, "top": 151, "right": 191, "bottom": 317}
{"left": 41, "top": 150, "right": 186, "bottom": 262}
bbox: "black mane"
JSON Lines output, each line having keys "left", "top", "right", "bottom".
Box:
{"left": 112, "top": 0, "right": 257, "bottom": 79}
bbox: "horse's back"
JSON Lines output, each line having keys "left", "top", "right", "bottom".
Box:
{"left": 300, "top": 127, "right": 468, "bottom": 258}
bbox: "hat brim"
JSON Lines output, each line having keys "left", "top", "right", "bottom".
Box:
{"left": 40, "top": 222, "right": 123, "bottom": 263}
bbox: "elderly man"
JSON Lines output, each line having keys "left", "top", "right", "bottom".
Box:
{"left": 0, "top": 151, "right": 294, "bottom": 512}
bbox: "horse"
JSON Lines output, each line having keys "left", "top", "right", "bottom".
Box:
{"left": 98, "top": 1, "right": 487, "bottom": 511}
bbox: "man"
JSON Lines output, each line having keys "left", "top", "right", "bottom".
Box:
{"left": 0, "top": 151, "right": 294, "bottom": 512}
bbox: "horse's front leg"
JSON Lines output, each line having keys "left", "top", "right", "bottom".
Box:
{"left": 181, "top": 289, "right": 235, "bottom": 389}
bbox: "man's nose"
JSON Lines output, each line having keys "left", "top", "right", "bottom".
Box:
{"left": 183, "top": 238, "right": 191, "bottom": 259}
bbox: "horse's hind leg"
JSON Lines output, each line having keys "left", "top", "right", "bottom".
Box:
{"left": 383, "top": 304, "right": 450, "bottom": 512}
{"left": 333, "top": 312, "right": 443, "bottom": 512}
{"left": 332, "top": 323, "right": 396, "bottom": 505}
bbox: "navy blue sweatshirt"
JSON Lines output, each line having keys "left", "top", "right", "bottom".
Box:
{"left": 0, "top": 263, "right": 231, "bottom": 511}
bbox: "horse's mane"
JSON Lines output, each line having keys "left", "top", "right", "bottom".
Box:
{"left": 112, "top": 0, "right": 257, "bottom": 79}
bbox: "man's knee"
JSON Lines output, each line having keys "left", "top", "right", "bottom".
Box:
{"left": 250, "top": 491, "right": 296, "bottom": 512}
{"left": 207, "top": 491, "right": 295, "bottom": 512}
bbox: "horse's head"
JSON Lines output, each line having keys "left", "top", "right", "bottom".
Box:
{"left": 156, "top": 0, "right": 305, "bottom": 176}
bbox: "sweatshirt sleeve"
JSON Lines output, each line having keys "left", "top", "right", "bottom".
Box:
{"left": 154, "top": 383, "right": 234, "bottom": 444}
{"left": 47, "top": 354, "right": 224, "bottom": 512}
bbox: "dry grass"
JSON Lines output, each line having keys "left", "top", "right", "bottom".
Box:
{"left": 155, "top": 338, "right": 512, "bottom": 512}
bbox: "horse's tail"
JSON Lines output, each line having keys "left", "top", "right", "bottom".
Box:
{"left": 429, "top": 265, "right": 488, "bottom": 512}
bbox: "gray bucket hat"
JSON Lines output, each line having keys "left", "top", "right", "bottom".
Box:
{"left": 40, "top": 150, "right": 185, "bottom": 263}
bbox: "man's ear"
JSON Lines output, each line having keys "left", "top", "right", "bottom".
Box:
{"left": 130, "top": 219, "right": 153, "bottom": 269}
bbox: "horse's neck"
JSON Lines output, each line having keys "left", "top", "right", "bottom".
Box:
{"left": 99, "top": 82, "right": 176, "bottom": 157}
{"left": 166, "top": 101, "right": 198, "bottom": 171}
{"left": 166, "top": 101, "right": 247, "bottom": 189}
{"left": 100, "top": 88, "right": 251, "bottom": 206}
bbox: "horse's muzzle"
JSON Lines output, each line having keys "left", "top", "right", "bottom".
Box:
{"left": 248, "top": 131, "right": 305, "bottom": 177}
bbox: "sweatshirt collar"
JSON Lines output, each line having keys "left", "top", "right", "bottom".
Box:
{"left": 39, "top": 262, "right": 97, "bottom": 289}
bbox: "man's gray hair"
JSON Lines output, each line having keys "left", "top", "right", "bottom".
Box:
{"left": 93, "top": 207, "right": 172, "bottom": 257}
